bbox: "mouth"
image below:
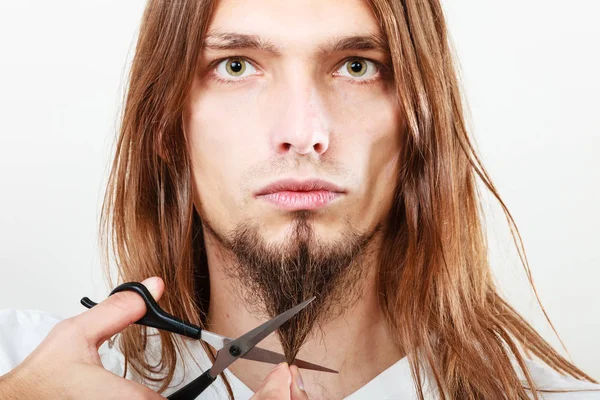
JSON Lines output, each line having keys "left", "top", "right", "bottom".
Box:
{"left": 255, "top": 179, "right": 346, "bottom": 211}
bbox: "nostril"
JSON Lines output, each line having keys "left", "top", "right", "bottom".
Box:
{"left": 275, "top": 142, "right": 292, "bottom": 153}
{"left": 275, "top": 140, "right": 327, "bottom": 155}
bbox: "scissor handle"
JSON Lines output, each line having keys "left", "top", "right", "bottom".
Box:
{"left": 167, "top": 369, "right": 216, "bottom": 400}
{"left": 80, "top": 281, "right": 203, "bottom": 340}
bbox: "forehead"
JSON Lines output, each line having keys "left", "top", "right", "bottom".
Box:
{"left": 206, "top": 0, "right": 382, "bottom": 53}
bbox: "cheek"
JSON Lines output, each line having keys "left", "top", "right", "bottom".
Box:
{"left": 325, "top": 83, "right": 403, "bottom": 216}
{"left": 327, "top": 83, "right": 402, "bottom": 176}
{"left": 184, "top": 86, "right": 266, "bottom": 219}
{"left": 187, "top": 79, "right": 272, "bottom": 172}
{"left": 187, "top": 83, "right": 263, "bottom": 160}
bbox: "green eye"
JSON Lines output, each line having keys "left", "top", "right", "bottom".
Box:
{"left": 346, "top": 59, "right": 368, "bottom": 77}
{"left": 336, "top": 58, "right": 380, "bottom": 81}
{"left": 225, "top": 58, "right": 246, "bottom": 76}
{"left": 215, "top": 57, "right": 258, "bottom": 81}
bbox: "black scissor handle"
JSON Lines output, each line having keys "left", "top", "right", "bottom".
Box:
{"left": 167, "top": 369, "right": 217, "bottom": 400}
{"left": 80, "top": 281, "right": 203, "bottom": 340}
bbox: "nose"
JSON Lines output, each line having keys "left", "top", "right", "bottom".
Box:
{"left": 270, "top": 81, "right": 330, "bottom": 157}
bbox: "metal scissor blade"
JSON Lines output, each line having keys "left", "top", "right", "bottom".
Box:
{"left": 200, "top": 330, "right": 230, "bottom": 350}
{"left": 201, "top": 330, "right": 337, "bottom": 373}
{"left": 236, "top": 297, "right": 315, "bottom": 352}
{"left": 209, "top": 297, "right": 315, "bottom": 376}
{"left": 243, "top": 347, "right": 338, "bottom": 373}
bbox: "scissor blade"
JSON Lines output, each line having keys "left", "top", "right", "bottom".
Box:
{"left": 243, "top": 347, "right": 338, "bottom": 373}
{"left": 201, "top": 330, "right": 337, "bottom": 373}
{"left": 200, "top": 330, "right": 229, "bottom": 350}
{"left": 237, "top": 297, "right": 315, "bottom": 351}
{"left": 209, "top": 297, "right": 315, "bottom": 376}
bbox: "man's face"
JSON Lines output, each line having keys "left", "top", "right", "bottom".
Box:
{"left": 184, "top": 0, "right": 403, "bottom": 250}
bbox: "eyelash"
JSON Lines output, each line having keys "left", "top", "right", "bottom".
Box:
{"left": 209, "top": 55, "right": 387, "bottom": 87}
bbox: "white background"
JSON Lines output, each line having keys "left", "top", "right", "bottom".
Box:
{"left": 0, "top": 1, "right": 598, "bottom": 379}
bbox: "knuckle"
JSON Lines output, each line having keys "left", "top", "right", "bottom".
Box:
{"left": 50, "top": 317, "right": 91, "bottom": 346}
{"left": 51, "top": 317, "right": 80, "bottom": 337}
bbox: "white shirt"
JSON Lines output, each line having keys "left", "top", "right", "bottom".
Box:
{"left": 1, "top": 309, "right": 600, "bottom": 399}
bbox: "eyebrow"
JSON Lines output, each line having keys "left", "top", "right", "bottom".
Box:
{"left": 202, "top": 31, "right": 390, "bottom": 56}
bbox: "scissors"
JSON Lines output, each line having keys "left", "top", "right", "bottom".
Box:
{"left": 81, "top": 281, "right": 337, "bottom": 399}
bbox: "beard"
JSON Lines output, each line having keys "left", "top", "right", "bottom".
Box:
{"left": 202, "top": 210, "right": 379, "bottom": 363}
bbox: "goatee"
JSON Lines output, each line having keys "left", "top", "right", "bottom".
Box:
{"left": 205, "top": 211, "right": 378, "bottom": 363}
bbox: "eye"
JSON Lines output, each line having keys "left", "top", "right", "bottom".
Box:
{"left": 215, "top": 57, "right": 257, "bottom": 79}
{"left": 335, "top": 58, "right": 379, "bottom": 80}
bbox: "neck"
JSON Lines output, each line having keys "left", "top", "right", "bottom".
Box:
{"left": 203, "top": 232, "right": 405, "bottom": 399}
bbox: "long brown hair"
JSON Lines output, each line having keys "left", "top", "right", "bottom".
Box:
{"left": 101, "top": 0, "right": 598, "bottom": 398}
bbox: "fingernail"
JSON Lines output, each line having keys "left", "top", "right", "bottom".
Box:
{"left": 292, "top": 366, "right": 305, "bottom": 391}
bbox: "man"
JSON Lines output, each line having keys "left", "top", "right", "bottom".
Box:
{"left": 1, "top": 0, "right": 599, "bottom": 399}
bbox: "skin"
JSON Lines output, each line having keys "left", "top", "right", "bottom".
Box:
{"left": 0, "top": 279, "right": 168, "bottom": 400}
{"left": 0, "top": 277, "right": 305, "bottom": 399}
{"left": 0, "top": 0, "right": 404, "bottom": 398}
{"left": 184, "top": 0, "right": 405, "bottom": 398}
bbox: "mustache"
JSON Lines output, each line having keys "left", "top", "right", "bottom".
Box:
{"left": 240, "top": 156, "right": 354, "bottom": 185}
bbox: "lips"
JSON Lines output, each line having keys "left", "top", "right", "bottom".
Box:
{"left": 256, "top": 179, "right": 345, "bottom": 196}
{"left": 255, "top": 179, "right": 346, "bottom": 211}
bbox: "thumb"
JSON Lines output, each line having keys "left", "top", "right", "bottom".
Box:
{"left": 75, "top": 277, "right": 165, "bottom": 348}
{"left": 251, "top": 362, "right": 292, "bottom": 400}
{"left": 290, "top": 365, "right": 310, "bottom": 400}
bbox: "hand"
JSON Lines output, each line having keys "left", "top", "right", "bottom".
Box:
{"left": 250, "top": 362, "right": 309, "bottom": 400}
{"left": 0, "top": 277, "right": 166, "bottom": 400}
